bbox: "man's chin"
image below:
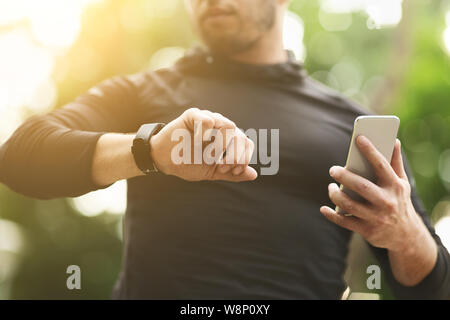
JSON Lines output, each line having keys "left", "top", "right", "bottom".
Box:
{"left": 203, "top": 39, "right": 247, "bottom": 56}
{"left": 202, "top": 34, "right": 260, "bottom": 57}
{"left": 203, "top": 14, "right": 237, "bottom": 26}
{"left": 201, "top": 26, "right": 239, "bottom": 41}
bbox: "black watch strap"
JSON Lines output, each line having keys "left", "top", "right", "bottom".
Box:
{"left": 131, "top": 123, "right": 165, "bottom": 174}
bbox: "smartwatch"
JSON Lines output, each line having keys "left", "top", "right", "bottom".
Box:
{"left": 131, "top": 123, "right": 165, "bottom": 174}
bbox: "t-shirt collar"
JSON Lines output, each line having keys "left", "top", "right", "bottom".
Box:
{"left": 177, "top": 46, "right": 306, "bottom": 83}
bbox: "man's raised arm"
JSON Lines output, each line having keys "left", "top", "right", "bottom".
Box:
{"left": 91, "top": 108, "right": 257, "bottom": 186}
{"left": 0, "top": 74, "right": 256, "bottom": 199}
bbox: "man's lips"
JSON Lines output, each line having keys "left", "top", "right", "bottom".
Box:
{"left": 202, "top": 7, "right": 235, "bottom": 21}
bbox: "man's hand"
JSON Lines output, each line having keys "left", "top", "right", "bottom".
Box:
{"left": 92, "top": 108, "right": 257, "bottom": 186}
{"left": 320, "top": 135, "right": 437, "bottom": 286}
{"left": 150, "top": 108, "right": 257, "bottom": 182}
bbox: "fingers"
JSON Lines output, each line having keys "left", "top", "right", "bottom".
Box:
{"left": 356, "top": 135, "right": 397, "bottom": 183}
{"left": 327, "top": 183, "right": 372, "bottom": 220}
{"left": 213, "top": 127, "right": 255, "bottom": 177}
{"left": 240, "top": 138, "right": 255, "bottom": 174}
{"left": 183, "top": 108, "right": 215, "bottom": 134}
{"left": 320, "top": 205, "right": 364, "bottom": 233}
{"left": 390, "top": 139, "right": 408, "bottom": 180}
{"left": 223, "top": 128, "right": 254, "bottom": 173}
{"left": 215, "top": 128, "right": 243, "bottom": 174}
{"left": 202, "top": 110, "right": 236, "bottom": 130}
{"left": 183, "top": 108, "right": 237, "bottom": 164}
{"left": 213, "top": 166, "right": 258, "bottom": 182}
{"left": 231, "top": 138, "right": 253, "bottom": 176}
{"left": 217, "top": 164, "right": 232, "bottom": 174}
{"left": 329, "top": 166, "right": 385, "bottom": 205}
{"left": 183, "top": 108, "right": 235, "bottom": 142}
{"left": 180, "top": 108, "right": 257, "bottom": 181}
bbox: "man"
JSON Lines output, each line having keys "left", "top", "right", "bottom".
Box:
{"left": 0, "top": 0, "right": 449, "bottom": 299}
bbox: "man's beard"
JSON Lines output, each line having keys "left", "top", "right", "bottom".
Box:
{"left": 198, "top": 1, "right": 276, "bottom": 56}
{"left": 202, "top": 31, "right": 261, "bottom": 56}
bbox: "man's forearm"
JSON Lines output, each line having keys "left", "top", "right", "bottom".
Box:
{"left": 92, "top": 133, "right": 144, "bottom": 186}
{"left": 387, "top": 216, "right": 438, "bottom": 287}
{"left": 0, "top": 115, "right": 108, "bottom": 198}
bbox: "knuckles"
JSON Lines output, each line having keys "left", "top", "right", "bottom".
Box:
{"left": 359, "top": 181, "right": 371, "bottom": 192}
{"left": 382, "top": 198, "right": 397, "bottom": 212}
{"left": 183, "top": 108, "right": 237, "bottom": 130}
{"left": 184, "top": 107, "right": 200, "bottom": 117}
{"left": 329, "top": 188, "right": 355, "bottom": 213}
{"left": 376, "top": 160, "right": 387, "bottom": 172}
{"left": 394, "top": 179, "right": 411, "bottom": 195}
{"left": 343, "top": 199, "right": 354, "bottom": 212}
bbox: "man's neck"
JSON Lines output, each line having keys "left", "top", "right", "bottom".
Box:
{"left": 229, "top": 26, "right": 288, "bottom": 65}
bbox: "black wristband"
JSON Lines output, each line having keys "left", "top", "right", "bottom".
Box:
{"left": 131, "top": 123, "right": 165, "bottom": 175}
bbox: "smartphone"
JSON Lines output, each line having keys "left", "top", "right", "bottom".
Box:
{"left": 336, "top": 115, "right": 400, "bottom": 216}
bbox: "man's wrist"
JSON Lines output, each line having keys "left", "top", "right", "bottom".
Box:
{"left": 149, "top": 133, "right": 166, "bottom": 174}
{"left": 387, "top": 211, "right": 438, "bottom": 286}
{"left": 92, "top": 133, "right": 145, "bottom": 186}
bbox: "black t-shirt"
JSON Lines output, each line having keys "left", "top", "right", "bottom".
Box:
{"left": 0, "top": 48, "right": 449, "bottom": 299}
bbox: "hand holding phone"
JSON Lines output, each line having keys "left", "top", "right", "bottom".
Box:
{"left": 336, "top": 116, "right": 400, "bottom": 216}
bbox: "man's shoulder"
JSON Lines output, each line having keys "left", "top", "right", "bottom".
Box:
{"left": 125, "top": 65, "right": 185, "bottom": 90}
{"left": 301, "top": 76, "right": 374, "bottom": 118}
{"left": 120, "top": 64, "right": 190, "bottom": 108}
{"left": 82, "top": 68, "right": 180, "bottom": 100}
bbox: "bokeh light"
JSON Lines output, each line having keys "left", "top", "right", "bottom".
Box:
{"left": 0, "top": 30, "right": 54, "bottom": 106}
{"left": 319, "top": 0, "right": 403, "bottom": 29}
{"left": 0, "top": 219, "right": 25, "bottom": 299}
{"left": 0, "top": 0, "right": 103, "bottom": 143}
{"left": 444, "top": 11, "right": 450, "bottom": 54}
{"left": 365, "top": 0, "right": 403, "bottom": 29}
{"left": 329, "top": 59, "right": 363, "bottom": 96}
{"left": 29, "top": 1, "right": 81, "bottom": 49}
{"left": 0, "top": 219, "right": 24, "bottom": 253}
{"left": 319, "top": 8, "right": 352, "bottom": 32}
{"left": 283, "top": 11, "right": 306, "bottom": 61}
{"left": 70, "top": 180, "right": 127, "bottom": 217}
{"left": 309, "top": 32, "right": 345, "bottom": 66}
{"left": 0, "top": 1, "right": 27, "bottom": 26}
{"left": 436, "top": 216, "right": 450, "bottom": 250}
{"left": 149, "top": 46, "right": 186, "bottom": 70}
{"left": 439, "top": 149, "right": 450, "bottom": 191}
